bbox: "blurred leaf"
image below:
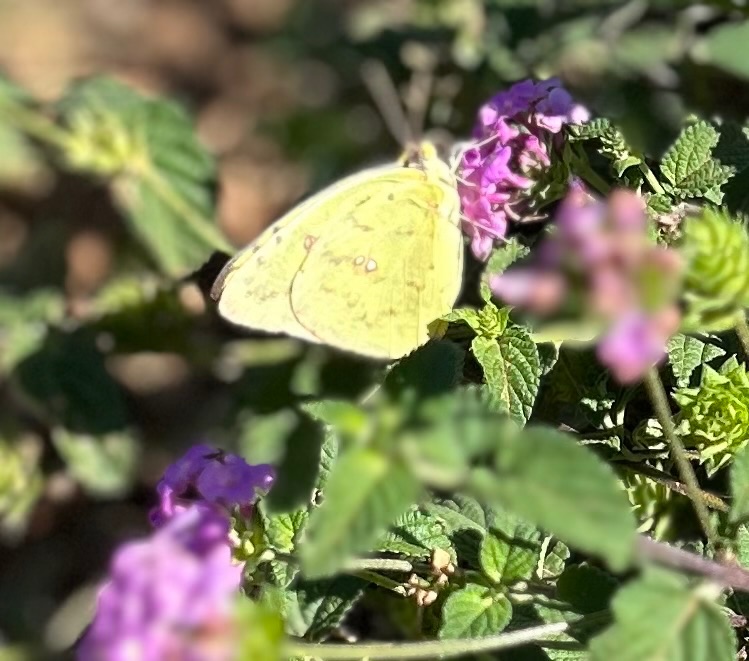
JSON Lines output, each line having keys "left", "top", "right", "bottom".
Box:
{"left": 301, "top": 400, "right": 369, "bottom": 444}
{"left": 660, "top": 121, "right": 734, "bottom": 205}
{"left": 58, "top": 77, "right": 229, "bottom": 277}
{"left": 730, "top": 443, "right": 749, "bottom": 525}
{"left": 301, "top": 447, "right": 420, "bottom": 578}
{"left": 14, "top": 329, "right": 128, "bottom": 434}
{"left": 472, "top": 325, "right": 540, "bottom": 425}
{"left": 235, "top": 599, "right": 285, "bottom": 661}
{"left": 700, "top": 20, "right": 749, "bottom": 82}
{"left": 589, "top": 570, "right": 735, "bottom": 661}
{"left": 287, "top": 576, "right": 365, "bottom": 641}
{"left": 473, "top": 427, "right": 636, "bottom": 570}
{"left": 438, "top": 584, "right": 512, "bottom": 639}
{"left": 667, "top": 334, "right": 725, "bottom": 388}
{"left": 557, "top": 564, "right": 618, "bottom": 614}
{"left": 266, "top": 416, "right": 324, "bottom": 513}
{"left": 385, "top": 340, "right": 464, "bottom": 399}
{"left": 51, "top": 428, "right": 139, "bottom": 497}
{"left": 0, "top": 439, "right": 43, "bottom": 535}
{"left": 0, "top": 290, "right": 64, "bottom": 372}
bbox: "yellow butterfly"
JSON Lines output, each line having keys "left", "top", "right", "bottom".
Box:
{"left": 210, "top": 141, "right": 464, "bottom": 360}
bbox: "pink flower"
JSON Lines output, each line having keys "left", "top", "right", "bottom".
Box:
{"left": 459, "top": 78, "right": 589, "bottom": 261}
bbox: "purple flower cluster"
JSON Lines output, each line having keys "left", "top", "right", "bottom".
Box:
{"left": 459, "top": 78, "right": 589, "bottom": 261}
{"left": 150, "top": 444, "right": 275, "bottom": 528}
{"left": 79, "top": 446, "right": 274, "bottom": 660}
{"left": 491, "top": 183, "right": 683, "bottom": 383}
{"left": 77, "top": 506, "right": 242, "bottom": 661}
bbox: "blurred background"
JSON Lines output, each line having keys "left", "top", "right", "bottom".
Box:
{"left": 2, "top": 0, "right": 749, "bottom": 657}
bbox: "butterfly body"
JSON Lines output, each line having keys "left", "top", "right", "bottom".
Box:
{"left": 211, "top": 142, "right": 463, "bottom": 359}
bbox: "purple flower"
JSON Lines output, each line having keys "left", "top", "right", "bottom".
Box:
{"left": 490, "top": 183, "right": 683, "bottom": 383}
{"left": 459, "top": 78, "right": 589, "bottom": 260}
{"left": 78, "top": 506, "right": 242, "bottom": 661}
{"left": 597, "top": 310, "right": 679, "bottom": 384}
{"left": 150, "top": 445, "right": 274, "bottom": 528}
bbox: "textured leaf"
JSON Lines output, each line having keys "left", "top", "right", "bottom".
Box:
{"left": 480, "top": 519, "right": 539, "bottom": 585}
{"left": 289, "top": 576, "right": 365, "bottom": 641}
{"left": 474, "top": 427, "right": 637, "bottom": 570}
{"left": 426, "top": 496, "right": 489, "bottom": 567}
{"left": 472, "top": 326, "right": 540, "bottom": 425}
{"left": 59, "top": 77, "right": 229, "bottom": 276}
{"left": 438, "top": 584, "right": 512, "bottom": 639}
{"left": 301, "top": 447, "right": 420, "bottom": 578}
{"left": 667, "top": 334, "right": 725, "bottom": 387}
{"left": 730, "top": 443, "right": 749, "bottom": 525}
{"left": 589, "top": 571, "right": 735, "bottom": 661}
{"left": 660, "top": 121, "right": 734, "bottom": 203}
{"left": 481, "top": 238, "right": 530, "bottom": 299}
{"left": 378, "top": 508, "right": 454, "bottom": 559}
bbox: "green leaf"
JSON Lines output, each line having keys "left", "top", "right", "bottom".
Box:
{"left": 235, "top": 599, "right": 285, "bottom": 661}
{"left": 568, "top": 118, "right": 642, "bottom": 176}
{"left": 289, "top": 576, "right": 365, "bottom": 641}
{"left": 426, "top": 495, "right": 489, "bottom": 567}
{"left": 51, "top": 428, "right": 139, "bottom": 497}
{"left": 378, "top": 507, "right": 454, "bottom": 559}
{"left": 730, "top": 443, "right": 749, "bottom": 525}
{"left": 301, "top": 400, "right": 368, "bottom": 443}
{"left": 557, "top": 564, "right": 618, "bottom": 614}
{"left": 589, "top": 571, "right": 735, "bottom": 661}
{"left": 472, "top": 326, "right": 540, "bottom": 425}
{"left": 701, "top": 20, "right": 749, "bottom": 81}
{"left": 660, "top": 121, "right": 734, "bottom": 204}
{"left": 474, "top": 427, "right": 637, "bottom": 571}
{"left": 438, "top": 584, "right": 512, "bottom": 639}
{"left": 15, "top": 329, "right": 128, "bottom": 434}
{"left": 480, "top": 522, "right": 539, "bottom": 585}
{"left": 265, "top": 416, "right": 324, "bottom": 513}
{"left": 483, "top": 237, "right": 530, "bottom": 282}
{"left": 301, "top": 447, "right": 420, "bottom": 578}
{"left": 59, "top": 77, "right": 229, "bottom": 276}
{"left": 385, "top": 340, "right": 465, "bottom": 399}
{"left": 667, "top": 334, "right": 725, "bottom": 387}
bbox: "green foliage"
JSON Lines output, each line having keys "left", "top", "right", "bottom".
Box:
{"left": 479, "top": 516, "right": 540, "bottom": 585}
{"left": 473, "top": 427, "right": 637, "bottom": 570}
{"left": 674, "top": 356, "right": 749, "bottom": 474}
{"left": 667, "top": 334, "right": 726, "bottom": 387}
{"left": 446, "top": 301, "right": 541, "bottom": 424}
{"left": 569, "top": 117, "right": 643, "bottom": 178}
{"left": 681, "top": 208, "right": 749, "bottom": 331}
{"left": 438, "top": 584, "right": 512, "bottom": 639}
{"left": 60, "top": 78, "right": 230, "bottom": 276}
{"left": 589, "top": 571, "right": 735, "bottom": 661}
{"left": 660, "top": 122, "right": 734, "bottom": 205}
{"left": 0, "top": 440, "right": 43, "bottom": 535}
{"left": 300, "top": 447, "right": 421, "bottom": 578}
{"left": 730, "top": 443, "right": 749, "bottom": 525}
{"left": 235, "top": 599, "right": 285, "bottom": 661}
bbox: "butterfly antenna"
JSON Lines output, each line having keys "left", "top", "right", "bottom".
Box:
{"left": 403, "top": 63, "right": 434, "bottom": 144}
{"left": 360, "top": 60, "right": 413, "bottom": 148}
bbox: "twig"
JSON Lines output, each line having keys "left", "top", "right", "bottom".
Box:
{"left": 636, "top": 536, "right": 749, "bottom": 593}
{"left": 643, "top": 368, "right": 717, "bottom": 545}
{"left": 284, "top": 621, "right": 572, "bottom": 660}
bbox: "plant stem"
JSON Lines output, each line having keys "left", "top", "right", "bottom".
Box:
{"left": 349, "top": 569, "right": 407, "bottom": 595}
{"left": 636, "top": 536, "right": 749, "bottom": 593}
{"left": 283, "top": 621, "right": 572, "bottom": 660}
{"left": 643, "top": 368, "right": 717, "bottom": 545}
{"left": 639, "top": 163, "right": 666, "bottom": 195}
{"left": 735, "top": 313, "right": 749, "bottom": 360}
{"left": 0, "top": 101, "right": 71, "bottom": 150}
{"left": 617, "top": 461, "right": 728, "bottom": 512}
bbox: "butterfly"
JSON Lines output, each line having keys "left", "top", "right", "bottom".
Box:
{"left": 210, "top": 140, "right": 464, "bottom": 360}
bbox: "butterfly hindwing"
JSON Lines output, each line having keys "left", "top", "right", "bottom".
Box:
{"left": 290, "top": 170, "right": 462, "bottom": 359}
{"left": 213, "top": 144, "right": 463, "bottom": 359}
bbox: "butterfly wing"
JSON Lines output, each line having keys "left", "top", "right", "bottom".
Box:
{"left": 212, "top": 163, "right": 404, "bottom": 343}
{"left": 289, "top": 170, "right": 463, "bottom": 359}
